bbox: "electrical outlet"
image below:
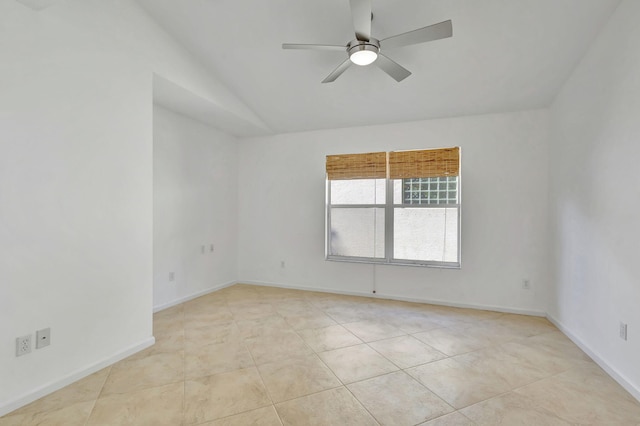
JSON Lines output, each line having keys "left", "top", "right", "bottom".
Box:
{"left": 620, "top": 322, "right": 628, "bottom": 341}
{"left": 36, "top": 328, "right": 51, "bottom": 349}
{"left": 169, "top": 272, "right": 175, "bottom": 282}
{"left": 522, "top": 279, "right": 531, "bottom": 290}
{"left": 16, "top": 335, "right": 31, "bottom": 357}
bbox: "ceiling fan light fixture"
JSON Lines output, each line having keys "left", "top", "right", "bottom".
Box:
{"left": 350, "top": 49, "right": 378, "bottom": 66}
{"left": 348, "top": 39, "right": 380, "bottom": 66}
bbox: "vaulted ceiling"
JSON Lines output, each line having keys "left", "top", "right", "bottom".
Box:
{"left": 137, "top": 0, "right": 620, "bottom": 134}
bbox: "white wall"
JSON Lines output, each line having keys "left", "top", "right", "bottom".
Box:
{"left": 548, "top": 0, "right": 640, "bottom": 399}
{"left": 153, "top": 106, "right": 237, "bottom": 309}
{"left": 0, "top": 0, "right": 254, "bottom": 415}
{"left": 237, "top": 110, "right": 550, "bottom": 314}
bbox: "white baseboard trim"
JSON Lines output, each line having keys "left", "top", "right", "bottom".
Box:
{"left": 238, "top": 280, "right": 546, "bottom": 317}
{"left": 546, "top": 314, "right": 640, "bottom": 403}
{"left": 0, "top": 337, "right": 155, "bottom": 418}
{"left": 153, "top": 280, "right": 236, "bottom": 313}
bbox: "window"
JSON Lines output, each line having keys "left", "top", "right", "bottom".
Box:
{"left": 326, "top": 148, "right": 460, "bottom": 267}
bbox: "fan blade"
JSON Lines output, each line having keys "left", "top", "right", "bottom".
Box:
{"left": 349, "top": 0, "right": 372, "bottom": 41}
{"left": 282, "top": 43, "right": 346, "bottom": 52}
{"left": 381, "top": 20, "right": 452, "bottom": 49}
{"left": 322, "top": 58, "right": 352, "bottom": 83}
{"left": 375, "top": 54, "right": 411, "bottom": 82}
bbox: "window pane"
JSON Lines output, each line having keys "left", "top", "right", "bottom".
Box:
{"left": 330, "top": 179, "right": 385, "bottom": 205}
{"left": 393, "top": 180, "right": 403, "bottom": 204}
{"left": 330, "top": 208, "right": 385, "bottom": 258}
{"left": 394, "top": 207, "right": 458, "bottom": 262}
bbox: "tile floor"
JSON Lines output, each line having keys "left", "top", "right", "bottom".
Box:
{"left": 3, "top": 284, "right": 640, "bottom": 425}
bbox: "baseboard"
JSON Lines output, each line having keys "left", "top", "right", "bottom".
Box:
{"left": 546, "top": 314, "right": 640, "bottom": 403}
{"left": 0, "top": 337, "right": 155, "bottom": 417}
{"left": 153, "top": 280, "right": 236, "bottom": 313}
{"left": 238, "top": 280, "right": 546, "bottom": 317}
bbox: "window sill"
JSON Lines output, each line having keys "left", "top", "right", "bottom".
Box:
{"left": 325, "top": 256, "right": 461, "bottom": 269}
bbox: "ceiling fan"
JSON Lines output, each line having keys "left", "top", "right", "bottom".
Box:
{"left": 282, "top": 0, "right": 453, "bottom": 83}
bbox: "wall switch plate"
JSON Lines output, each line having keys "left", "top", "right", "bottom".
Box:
{"left": 522, "top": 279, "right": 531, "bottom": 290}
{"left": 210, "top": 244, "right": 214, "bottom": 252}
{"left": 620, "top": 322, "right": 628, "bottom": 341}
{"left": 169, "top": 272, "right": 175, "bottom": 282}
{"left": 16, "top": 335, "right": 32, "bottom": 356}
{"left": 36, "top": 328, "right": 51, "bottom": 349}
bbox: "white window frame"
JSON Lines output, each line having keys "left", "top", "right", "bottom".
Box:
{"left": 326, "top": 176, "right": 461, "bottom": 269}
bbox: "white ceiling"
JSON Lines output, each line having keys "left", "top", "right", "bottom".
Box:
{"left": 137, "top": 0, "right": 620, "bottom": 134}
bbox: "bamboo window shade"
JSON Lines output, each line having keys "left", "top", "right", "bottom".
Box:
{"left": 389, "top": 147, "right": 460, "bottom": 179}
{"left": 326, "top": 152, "right": 387, "bottom": 180}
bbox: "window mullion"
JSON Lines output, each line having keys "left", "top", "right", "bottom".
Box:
{"left": 385, "top": 177, "right": 394, "bottom": 262}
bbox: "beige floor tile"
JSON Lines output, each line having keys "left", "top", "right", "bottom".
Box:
{"left": 245, "top": 330, "right": 313, "bottom": 365}
{"left": 497, "top": 339, "right": 591, "bottom": 377}
{"left": 0, "top": 401, "right": 94, "bottom": 426}
{"left": 282, "top": 312, "right": 337, "bottom": 330}
{"left": 236, "top": 315, "right": 292, "bottom": 339}
{"left": 297, "top": 324, "right": 362, "bottom": 352}
{"left": 515, "top": 331, "right": 593, "bottom": 365}
{"left": 154, "top": 305, "right": 184, "bottom": 333}
{"left": 154, "top": 313, "right": 184, "bottom": 336}
{"left": 407, "top": 358, "right": 511, "bottom": 409}
{"left": 184, "top": 308, "right": 234, "bottom": 328}
{"left": 229, "top": 302, "right": 276, "bottom": 321}
{"left": 342, "top": 320, "right": 406, "bottom": 342}
{"left": 515, "top": 364, "right": 640, "bottom": 424}
{"left": 319, "top": 344, "right": 398, "bottom": 383}
{"left": 185, "top": 340, "right": 254, "bottom": 379}
{"left": 455, "top": 321, "right": 523, "bottom": 346}
{"left": 6, "top": 284, "right": 639, "bottom": 425}
{"left": 184, "top": 321, "right": 242, "bottom": 349}
{"left": 439, "top": 307, "right": 503, "bottom": 323}
{"left": 453, "top": 346, "right": 551, "bottom": 389}
{"left": 258, "top": 354, "right": 341, "bottom": 403}
{"left": 382, "top": 312, "right": 445, "bottom": 334}
{"left": 419, "top": 412, "right": 476, "bottom": 426}
{"left": 8, "top": 368, "right": 109, "bottom": 415}
{"left": 348, "top": 371, "right": 454, "bottom": 425}
{"left": 185, "top": 293, "right": 227, "bottom": 307}
{"left": 413, "top": 327, "right": 491, "bottom": 356}
{"left": 369, "top": 335, "right": 446, "bottom": 368}
{"left": 491, "top": 314, "right": 557, "bottom": 337}
{"left": 199, "top": 406, "right": 282, "bottom": 426}
{"left": 184, "top": 367, "right": 271, "bottom": 425}
{"left": 460, "top": 391, "right": 572, "bottom": 425}
{"left": 154, "top": 304, "right": 184, "bottom": 319}
{"left": 101, "top": 351, "right": 184, "bottom": 395}
{"left": 87, "top": 382, "right": 183, "bottom": 426}
{"left": 272, "top": 300, "right": 316, "bottom": 316}
{"left": 275, "top": 387, "right": 377, "bottom": 426}
{"left": 322, "top": 306, "right": 378, "bottom": 323}
{"left": 130, "top": 331, "right": 184, "bottom": 360}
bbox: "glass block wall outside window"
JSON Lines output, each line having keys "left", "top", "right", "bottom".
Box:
{"left": 403, "top": 177, "right": 458, "bottom": 205}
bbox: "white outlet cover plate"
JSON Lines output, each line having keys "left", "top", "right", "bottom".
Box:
{"left": 36, "top": 328, "right": 51, "bottom": 349}
{"left": 16, "top": 335, "right": 32, "bottom": 356}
